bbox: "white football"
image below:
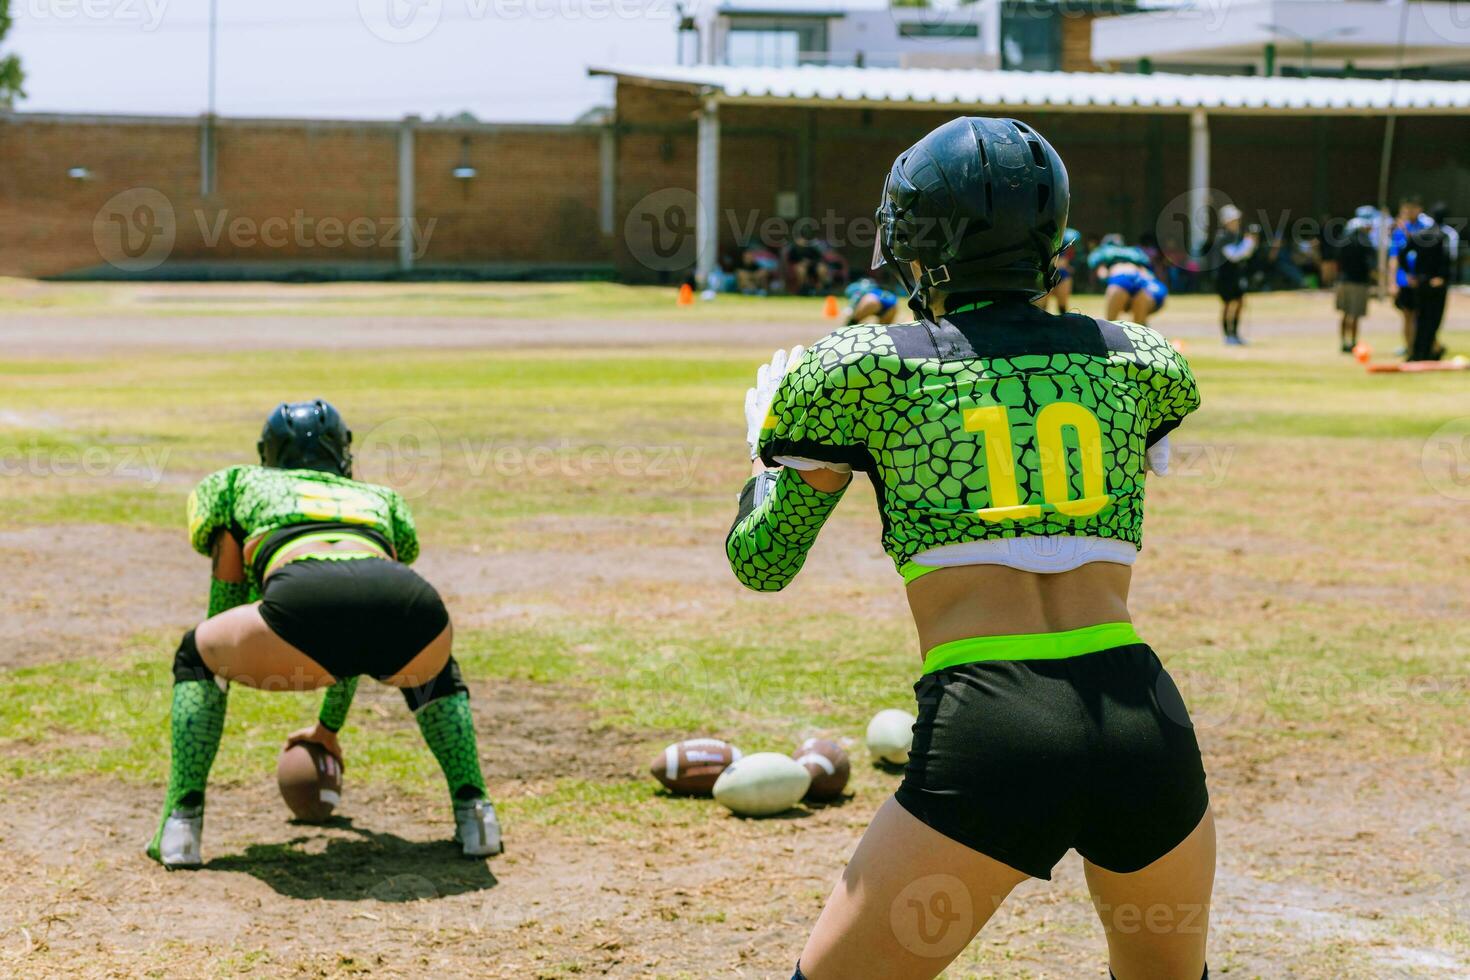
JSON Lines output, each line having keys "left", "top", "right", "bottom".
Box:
{"left": 712, "top": 752, "right": 812, "bottom": 817}
{"left": 866, "top": 708, "right": 916, "bottom": 765}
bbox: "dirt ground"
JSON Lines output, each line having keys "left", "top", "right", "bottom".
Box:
{"left": 2, "top": 287, "right": 1467, "bottom": 978}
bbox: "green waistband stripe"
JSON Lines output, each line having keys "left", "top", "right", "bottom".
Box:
{"left": 901, "top": 561, "right": 942, "bottom": 584}
{"left": 922, "top": 622, "right": 1141, "bottom": 674}
{"left": 263, "top": 531, "right": 388, "bottom": 578}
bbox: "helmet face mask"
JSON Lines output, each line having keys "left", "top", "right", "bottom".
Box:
{"left": 258, "top": 400, "right": 353, "bottom": 477}
{"left": 873, "top": 117, "right": 1069, "bottom": 314}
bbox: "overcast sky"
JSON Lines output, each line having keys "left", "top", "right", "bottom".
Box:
{"left": 6, "top": 0, "right": 686, "bottom": 121}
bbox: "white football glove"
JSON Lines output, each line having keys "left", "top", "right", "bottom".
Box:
{"left": 1147, "top": 435, "right": 1171, "bottom": 476}
{"left": 744, "top": 346, "right": 803, "bottom": 459}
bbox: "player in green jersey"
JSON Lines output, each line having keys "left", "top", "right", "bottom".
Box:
{"left": 148, "top": 400, "right": 501, "bottom": 868}
{"left": 727, "top": 119, "right": 1213, "bottom": 980}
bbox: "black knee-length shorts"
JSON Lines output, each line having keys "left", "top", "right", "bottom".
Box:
{"left": 894, "top": 643, "right": 1209, "bottom": 880}
{"left": 258, "top": 558, "right": 450, "bottom": 680}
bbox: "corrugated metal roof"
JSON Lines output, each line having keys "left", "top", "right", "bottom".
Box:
{"left": 589, "top": 64, "right": 1470, "bottom": 114}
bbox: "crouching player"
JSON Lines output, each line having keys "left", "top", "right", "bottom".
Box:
{"left": 843, "top": 277, "right": 902, "bottom": 325}
{"left": 147, "top": 399, "right": 502, "bottom": 868}
{"left": 728, "top": 118, "right": 1213, "bottom": 979}
{"left": 1091, "top": 239, "right": 1167, "bottom": 326}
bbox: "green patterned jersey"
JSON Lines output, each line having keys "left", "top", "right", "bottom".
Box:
{"left": 730, "top": 302, "right": 1198, "bottom": 590}
{"left": 186, "top": 465, "right": 419, "bottom": 586}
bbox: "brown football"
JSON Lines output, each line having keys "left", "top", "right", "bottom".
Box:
{"left": 792, "top": 737, "right": 851, "bottom": 801}
{"left": 650, "top": 738, "right": 742, "bottom": 795}
{"left": 276, "top": 741, "right": 342, "bottom": 823}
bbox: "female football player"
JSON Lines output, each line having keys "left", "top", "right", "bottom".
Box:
{"left": 1036, "top": 226, "right": 1081, "bottom": 312}
{"left": 147, "top": 400, "right": 502, "bottom": 867}
{"left": 728, "top": 118, "right": 1213, "bottom": 980}
{"left": 1090, "top": 237, "right": 1168, "bottom": 325}
{"left": 843, "top": 277, "right": 903, "bottom": 325}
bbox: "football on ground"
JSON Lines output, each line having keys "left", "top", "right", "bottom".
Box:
{"left": 276, "top": 741, "right": 342, "bottom": 823}
{"left": 792, "top": 737, "right": 851, "bottom": 801}
{"left": 866, "top": 709, "right": 917, "bottom": 765}
{"left": 712, "top": 752, "right": 812, "bottom": 817}
{"left": 650, "top": 738, "right": 742, "bottom": 795}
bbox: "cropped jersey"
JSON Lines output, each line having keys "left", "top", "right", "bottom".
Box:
{"left": 187, "top": 465, "right": 419, "bottom": 589}
{"left": 726, "top": 301, "right": 1199, "bottom": 591}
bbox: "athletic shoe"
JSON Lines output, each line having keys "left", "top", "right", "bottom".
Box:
{"left": 149, "top": 806, "right": 203, "bottom": 868}
{"left": 454, "top": 798, "right": 504, "bottom": 857}
{"left": 1224, "top": 336, "right": 1242, "bottom": 346}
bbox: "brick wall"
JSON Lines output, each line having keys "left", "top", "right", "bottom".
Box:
{"left": 4, "top": 94, "right": 1466, "bottom": 281}
{"left": 0, "top": 114, "right": 611, "bottom": 278}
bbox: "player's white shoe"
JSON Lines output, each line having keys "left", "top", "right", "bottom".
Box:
{"left": 156, "top": 807, "right": 203, "bottom": 868}
{"left": 454, "top": 798, "right": 503, "bottom": 857}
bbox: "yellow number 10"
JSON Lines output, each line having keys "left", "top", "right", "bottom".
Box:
{"left": 961, "top": 403, "right": 1110, "bottom": 523}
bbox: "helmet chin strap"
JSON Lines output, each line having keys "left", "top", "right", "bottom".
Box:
{"left": 880, "top": 237, "right": 936, "bottom": 323}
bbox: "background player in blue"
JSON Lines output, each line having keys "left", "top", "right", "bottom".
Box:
{"left": 843, "top": 276, "right": 902, "bottom": 325}
{"left": 1090, "top": 237, "right": 1167, "bottom": 325}
{"left": 1390, "top": 196, "right": 1432, "bottom": 354}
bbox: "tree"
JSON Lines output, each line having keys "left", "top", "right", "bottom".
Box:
{"left": 0, "top": 0, "right": 25, "bottom": 109}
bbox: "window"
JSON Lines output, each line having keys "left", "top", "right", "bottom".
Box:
{"left": 1000, "top": 2, "right": 1060, "bottom": 71}
{"left": 899, "top": 22, "right": 981, "bottom": 40}
{"left": 727, "top": 29, "right": 803, "bottom": 68}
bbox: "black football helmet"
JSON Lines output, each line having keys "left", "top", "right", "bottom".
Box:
{"left": 258, "top": 399, "right": 352, "bottom": 476}
{"left": 874, "top": 117, "right": 1069, "bottom": 312}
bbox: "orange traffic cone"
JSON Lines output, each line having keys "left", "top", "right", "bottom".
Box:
{"left": 677, "top": 283, "right": 695, "bottom": 306}
{"left": 822, "top": 295, "right": 840, "bottom": 319}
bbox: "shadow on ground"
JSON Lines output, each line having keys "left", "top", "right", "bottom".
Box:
{"left": 206, "top": 817, "right": 498, "bottom": 901}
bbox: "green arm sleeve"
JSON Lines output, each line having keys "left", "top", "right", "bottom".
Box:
{"left": 1131, "top": 325, "right": 1201, "bottom": 444}
{"left": 187, "top": 467, "right": 240, "bottom": 556}
{"left": 207, "top": 579, "right": 253, "bottom": 619}
{"left": 318, "top": 676, "right": 360, "bottom": 732}
{"left": 725, "top": 468, "right": 848, "bottom": 593}
{"left": 389, "top": 491, "right": 420, "bottom": 565}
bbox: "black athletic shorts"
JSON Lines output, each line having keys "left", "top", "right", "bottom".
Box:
{"left": 258, "top": 558, "right": 450, "bottom": 680}
{"left": 1216, "top": 274, "right": 1246, "bottom": 302}
{"left": 1394, "top": 287, "right": 1417, "bottom": 312}
{"left": 894, "top": 644, "right": 1209, "bottom": 880}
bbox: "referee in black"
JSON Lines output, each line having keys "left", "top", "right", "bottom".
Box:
{"left": 1212, "top": 204, "right": 1259, "bottom": 346}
